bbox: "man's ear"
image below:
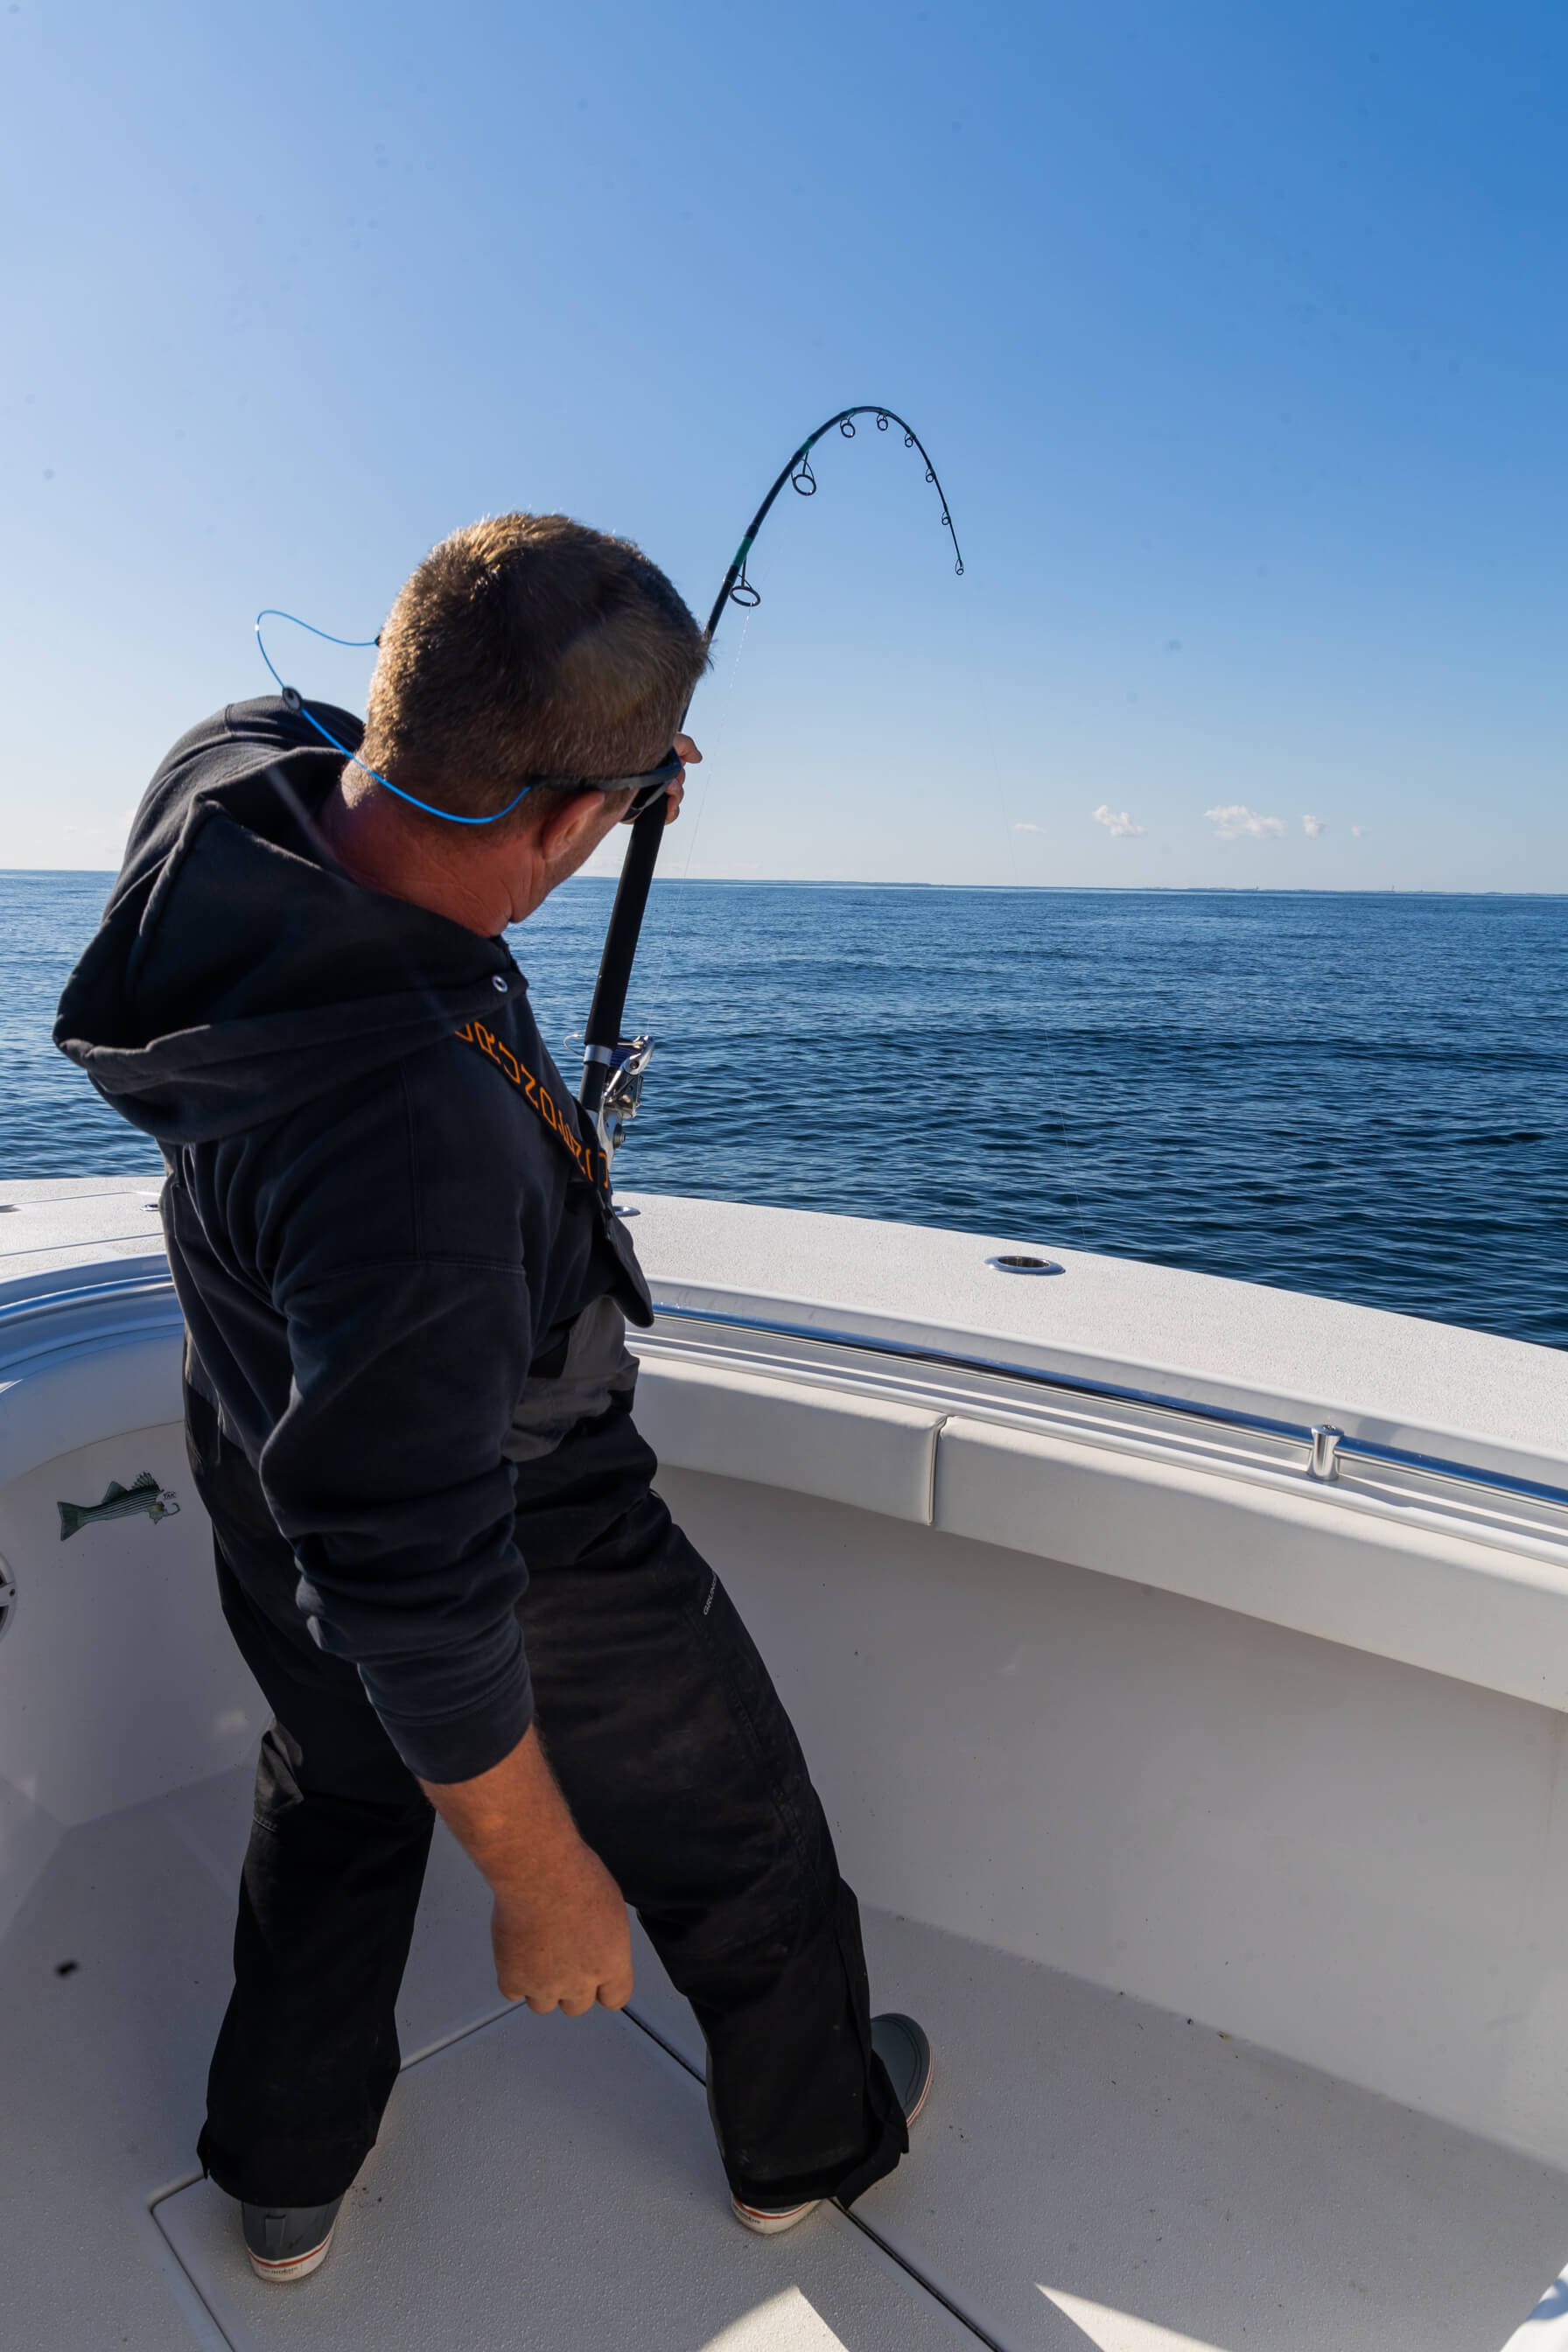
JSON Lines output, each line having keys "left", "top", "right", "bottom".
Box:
{"left": 533, "top": 788, "right": 610, "bottom": 866}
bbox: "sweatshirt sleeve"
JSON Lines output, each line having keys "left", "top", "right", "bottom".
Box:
{"left": 258, "top": 1255, "right": 536, "bottom": 1783}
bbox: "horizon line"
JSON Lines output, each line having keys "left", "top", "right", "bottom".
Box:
{"left": 4, "top": 869, "right": 1565, "bottom": 902}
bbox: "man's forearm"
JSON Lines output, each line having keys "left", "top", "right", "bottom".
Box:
{"left": 419, "top": 1724, "right": 634, "bottom": 2015}
{"left": 419, "top": 1720, "right": 584, "bottom": 1885}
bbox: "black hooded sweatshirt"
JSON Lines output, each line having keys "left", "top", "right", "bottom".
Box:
{"left": 55, "top": 697, "right": 654, "bottom": 1783}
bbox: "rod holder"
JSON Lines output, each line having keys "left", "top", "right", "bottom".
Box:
{"left": 1309, "top": 1425, "right": 1343, "bottom": 1481}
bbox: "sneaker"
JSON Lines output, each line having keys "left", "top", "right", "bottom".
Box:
{"left": 870, "top": 2012, "right": 934, "bottom": 2130}
{"left": 731, "top": 2011, "right": 934, "bottom": 2236}
{"left": 731, "top": 2191, "right": 822, "bottom": 2236}
{"left": 241, "top": 2195, "right": 344, "bottom": 2284}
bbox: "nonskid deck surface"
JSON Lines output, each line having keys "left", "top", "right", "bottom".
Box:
{"left": 158, "top": 2003, "right": 970, "bottom": 2352}
{"left": 4, "top": 1768, "right": 1566, "bottom": 2350}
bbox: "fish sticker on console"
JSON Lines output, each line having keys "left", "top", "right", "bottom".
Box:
{"left": 57, "top": 1474, "right": 180, "bottom": 1542}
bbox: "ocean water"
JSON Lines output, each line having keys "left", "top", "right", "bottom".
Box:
{"left": 10, "top": 872, "right": 1567, "bottom": 1350}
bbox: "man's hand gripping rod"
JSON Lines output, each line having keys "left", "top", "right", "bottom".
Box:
{"left": 577, "top": 405, "right": 963, "bottom": 1166}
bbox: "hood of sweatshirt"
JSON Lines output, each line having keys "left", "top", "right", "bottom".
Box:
{"left": 55, "top": 698, "right": 523, "bottom": 1145}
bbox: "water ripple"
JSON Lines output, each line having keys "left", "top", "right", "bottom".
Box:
{"left": 9, "top": 875, "right": 1565, "bottom": 1351}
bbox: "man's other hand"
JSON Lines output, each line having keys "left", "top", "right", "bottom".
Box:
{"left": 662, "top": 732, "right": 701, "bottom": 824}
{"left": 420, "top": 1722, "right": 634, "bottom": 2017}
{"left": 491, "top": 1844, "right": 634, "bottom": 2015}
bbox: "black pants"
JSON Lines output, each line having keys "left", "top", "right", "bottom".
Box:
{"left": 186, "top": 1389, "right": 906, "bottom": 2213}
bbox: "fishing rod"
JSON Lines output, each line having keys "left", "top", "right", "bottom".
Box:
{"left": 577, "top": 404, "right": 964, "bottom": 1164}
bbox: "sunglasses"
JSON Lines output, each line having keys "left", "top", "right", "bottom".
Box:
{"left": 528, "top": 752, "right": 683, "bottom": 823}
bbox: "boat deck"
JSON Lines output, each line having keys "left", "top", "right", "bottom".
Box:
{"left": 6, "top": 1180, "right": 1568, "bottom": 2348}
{"left": 5, "top": 1761, "right": 1565, "bottom": 2352}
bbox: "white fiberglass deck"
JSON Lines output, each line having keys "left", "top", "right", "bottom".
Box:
{"left": 5, "top": 1179, "right": 1568, "bottom": 2348}
{"left": 7, "top": 1763, "right": 1568, "bottom": 2352}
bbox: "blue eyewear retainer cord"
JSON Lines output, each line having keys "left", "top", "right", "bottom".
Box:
{"left": 255, "top": 609, "right": 537, "bottom": 825}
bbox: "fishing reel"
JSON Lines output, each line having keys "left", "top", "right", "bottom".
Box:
{"left": 589, "top": 1033, "right": 655, "bottom": 1163}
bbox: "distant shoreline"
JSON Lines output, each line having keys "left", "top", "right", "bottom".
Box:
{"left": 5, "top": 872, "right": 1564, "bottom": 902}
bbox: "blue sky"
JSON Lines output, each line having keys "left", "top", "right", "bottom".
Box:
{"left": 3, "top": 0, "right": 1564, "bottom": 888}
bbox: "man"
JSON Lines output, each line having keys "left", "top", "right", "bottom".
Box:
{"left": 55, "top": 514, "right": 928, "bottom": 2285}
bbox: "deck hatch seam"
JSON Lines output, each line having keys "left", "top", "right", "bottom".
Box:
{"left": 618, "top": 2002, "right": 1004, "bottom": 2349}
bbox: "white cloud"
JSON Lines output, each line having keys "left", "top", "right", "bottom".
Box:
{"left": 1012, "top": 821, "right": 1041, "bottom": 833}
{"left": 1351, "top": 822, "right": 1368, "bottom": 838}
{"left": 1302, "top": 813, "right": 1326, "bottom": 836}
{"left": 1092, "top": 803, "right": 1145, "bottom": 838}
{"left": 1205, "top": 803, "right": 1284, "bottom": 842}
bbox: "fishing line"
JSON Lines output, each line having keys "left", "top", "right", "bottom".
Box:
{"left": 673, "top": 605, "right": 750, "bottom": 886}
{"left": 585, "top": 607, "right": 752, "bottom": 1098}
{"left": 975, "top": 665, "right": 1091, "bottom": 1248}
{"left": 635, "top": 608, "right": 752, "bottom": 1021}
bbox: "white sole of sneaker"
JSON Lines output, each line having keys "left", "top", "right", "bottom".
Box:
{"left": 247, "top": 2230, "right": 335, "bottom": 2284}
{"left": 905, "top": 2049, "right": 934, "bottom": 2130}
{"left": 731, "top": 2195, "right": 822, "bottom": 2236}
{"left": 731, "top": 2038, "right": 933, "bottom": 2239}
